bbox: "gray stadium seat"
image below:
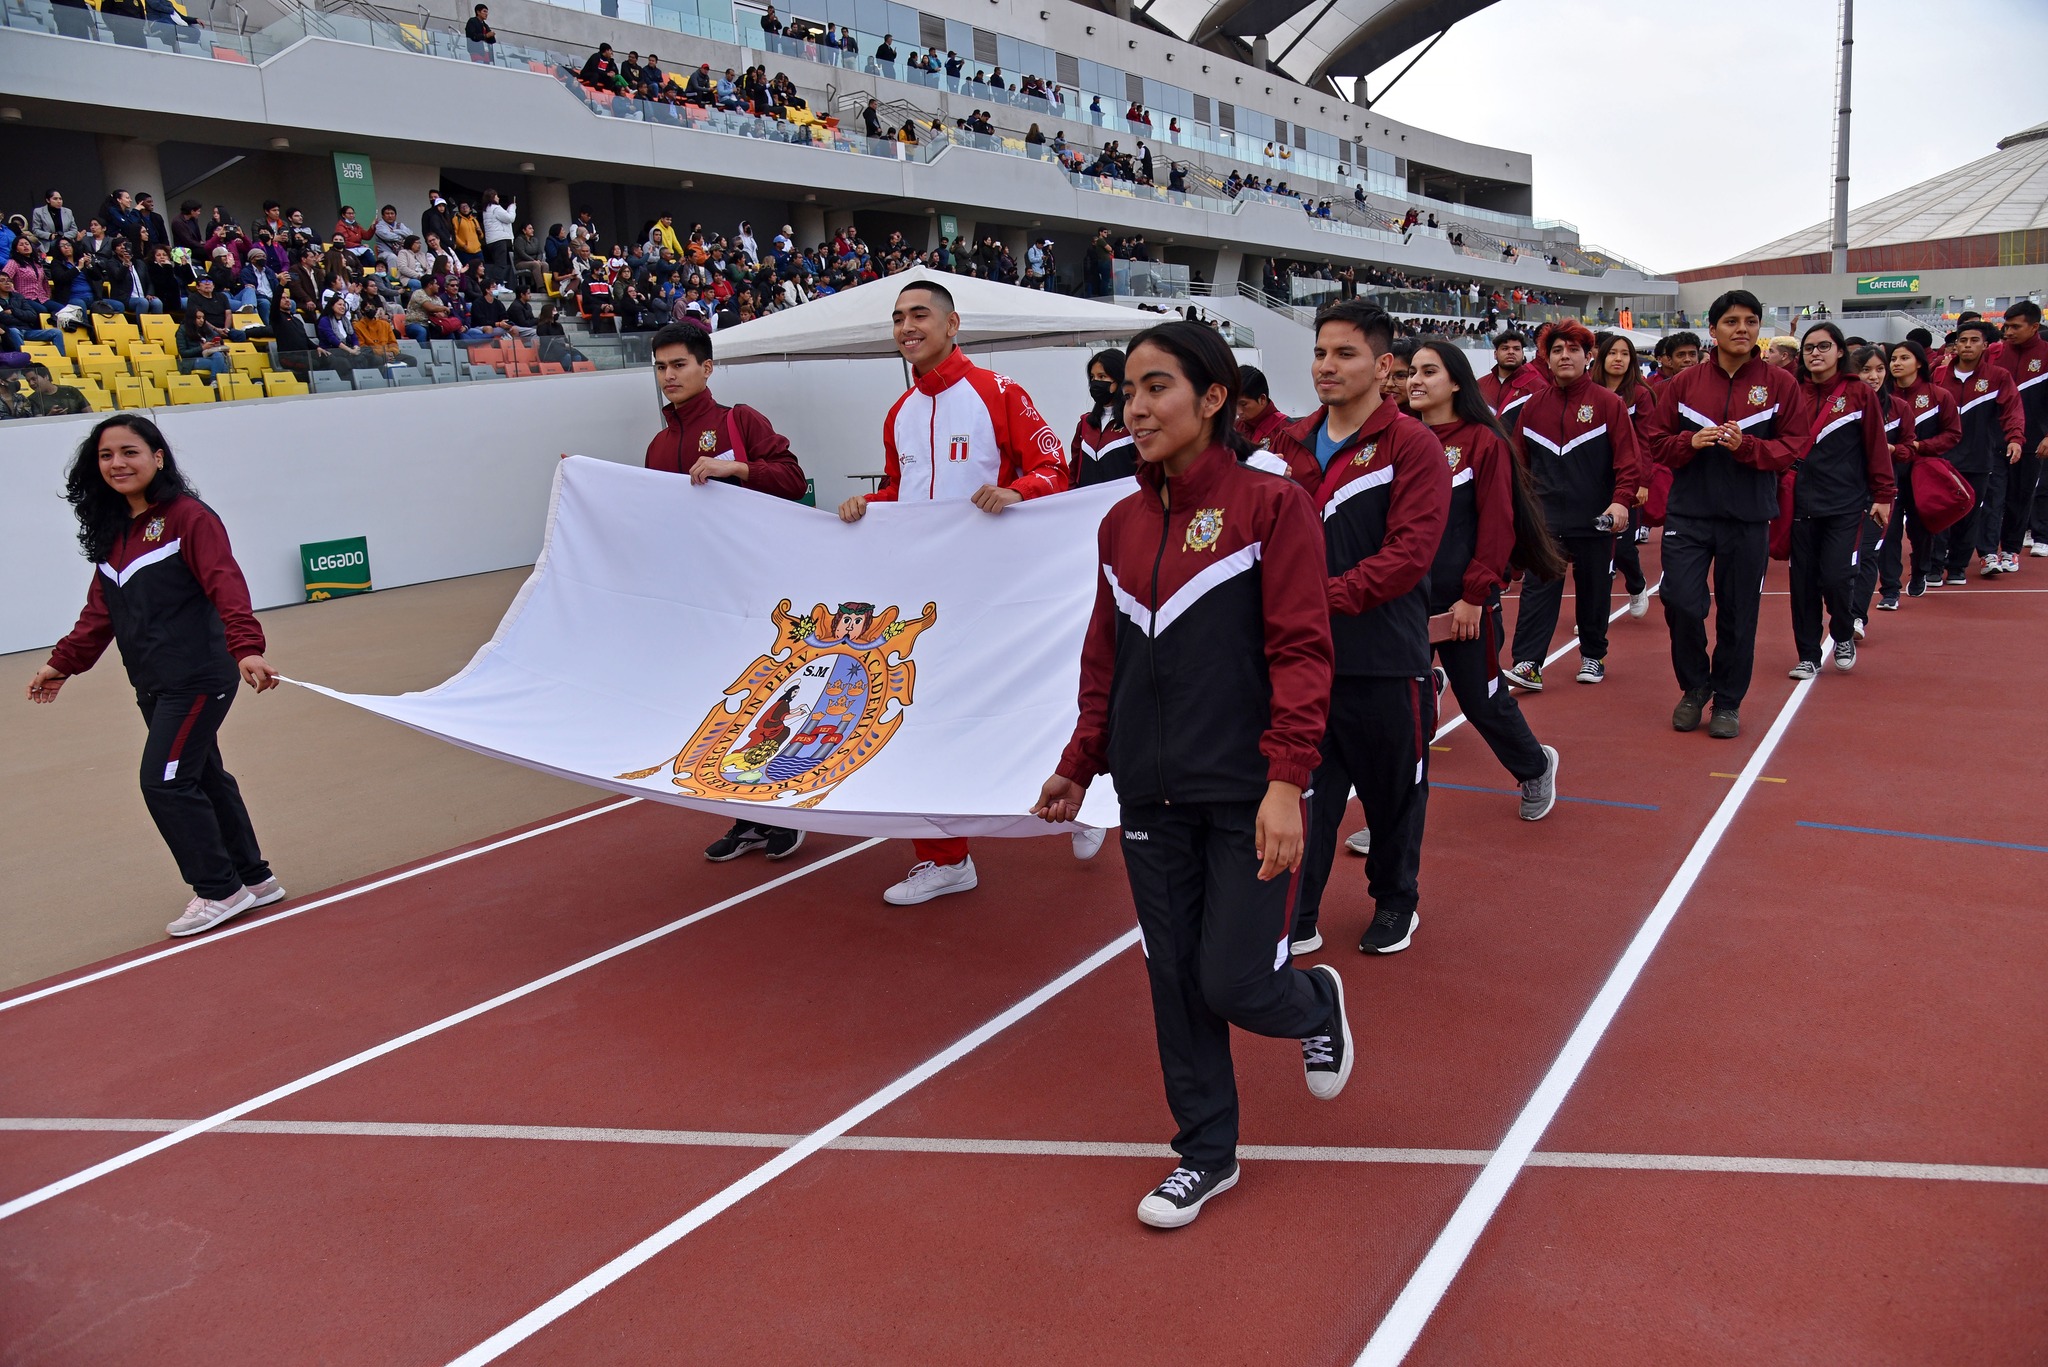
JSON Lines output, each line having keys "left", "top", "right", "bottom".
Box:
{"left": 310, "top": 371, "right": 350, "bottom": 394}
{"left": 351, "top": 371, "right": 389, "bottom": 390}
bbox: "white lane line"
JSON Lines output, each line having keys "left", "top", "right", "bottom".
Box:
{"left": 1356, "top": 674, "right": 1818, "bottom": 1367}
{"left": 0, "top": 798, "right": 644, "bottom": 1013}
{"left": 0, "top": 838, "right": 886, "bottom": 1222}
{"left": 9, "top": 1118, "right": 2041, "bottom": 1187}
{"left": 446, "top": 928, "right": 1144, "bottom": 1367}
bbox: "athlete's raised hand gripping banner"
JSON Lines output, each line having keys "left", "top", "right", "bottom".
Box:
{"left": 300, "top": 457, "right": 1127, "bottom": 838}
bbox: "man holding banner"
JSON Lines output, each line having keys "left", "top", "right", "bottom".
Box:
{"left": 838, "top": 279, "right": 1071, "bottom": 904}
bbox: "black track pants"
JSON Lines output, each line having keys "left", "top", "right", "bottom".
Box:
{"left": 2001, "top": 451, "right": 2040, "bottom": 553}
{"left": 1119, "top": 800, "right": 1338, "bottom": 1170}
{"left": 137, "top": 686, "right": 271, "bottom": 901}
{"left": 1659, "top": 514, "right": 1767, "bottom": 712}
{"left": 1977, "top": 457, "right": 2009, "bottom": 558}
{"left": 1435, "top": 597, "right": 1546, "bottom": 783}
{"left": 1851, "top": 510, "right": 1890, "bottom": 616}
{"left": 1789, "top": 511, "right": 1864, "bottom": 664}
{"left": 1612, "top": 507, "right": 1647, "bottom": 595}
{"left": 1513, "top": 533, "right": 1615, "bottom": 665}
{"left": 1295, "top": 675, "right": 1434, "bottom": 942}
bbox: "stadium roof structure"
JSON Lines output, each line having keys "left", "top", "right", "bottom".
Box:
{"left": 1715, "top": 119, "right": 2048, "bottom": 266}
{"left": 1132, "top": 0, "right": 1499, "bottom": 88}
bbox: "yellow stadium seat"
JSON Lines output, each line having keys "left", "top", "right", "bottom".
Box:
{"left": 130, "top": 351, "right": 177, "bottom": 389}
{"left": 138, "top": 314, "right": 178, "bottom": 349}
{"left": 164, "top": 374, "right": 215, "bottom": 404}
{"left": 219, "top": 373, "right": 264, "bottom": 401}
{"left": 111, "top": 376, "right": 160, "bottom": 409}
{"left": 91, "top": 314, "right": 140, "bottom": 347}
{"left": 78, "top": 356, "right": 130, "bottom": 389}
{"left": 224, "top": 342, "right": 269, "bottom": 377}
{"left": 230, "top": 311, "right": 262, "bottom": 331}
{"left": 259, "top": 372, "right": 307, "bottom": 397}
{"left": 22, "top": 343, "right": 72, "bottom": 375}
{"left": 71, "top": 380, "right": 113, "bottom": 412}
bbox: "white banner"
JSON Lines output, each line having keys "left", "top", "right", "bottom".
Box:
{"left": 299, "top": 456, "right": 1128, "bottom": 838}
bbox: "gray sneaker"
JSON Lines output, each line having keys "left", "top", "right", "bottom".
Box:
{"left": 1519, "top": 745, "right": 1559, "bottom": 821}
{"left": 1788, "top": 660, "right": 1819, "bottom": 680}
{"left": 1833, "top": 639, "right": 1857, "bottom": 672}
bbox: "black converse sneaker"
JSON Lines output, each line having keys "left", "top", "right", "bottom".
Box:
{"left": 1302, "top": 963, "right": 1353, "bottom": 1100}
{"left": 704, "top": 821, "right": 769, "bottom": 861}
{"left": 1359, "top": 906, "right": 1417, "bottom": 954}
{"left": 1136, "top": 1161, "right": 1240, "bottom": 1229}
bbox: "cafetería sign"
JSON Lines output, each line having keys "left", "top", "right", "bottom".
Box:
{"left": 1855, "top": 273, "right": 1921, "bottom": 296}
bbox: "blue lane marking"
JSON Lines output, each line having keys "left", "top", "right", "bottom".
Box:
{"left": 1797, "top": 821, "right": 2048, "bottom": 855}
{"left": 1431, "top": 782, "right": 1659, "bottom": 811}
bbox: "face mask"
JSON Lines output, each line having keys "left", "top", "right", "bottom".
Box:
{"left": 1088, "top": 379, "right": 1115, "bottom": 405}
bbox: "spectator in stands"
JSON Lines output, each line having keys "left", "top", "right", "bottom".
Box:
{"left": 509, "top": 224, "right": 547, "bottom": 294}
{"left": 863, "top": 98, "right": 883, "bottom": 140}
{"left": 503, "top": 285, "right": 538, "bottom": 343}
{"left": 49, "top": 238, "right": 95, "bottom": 310}
{"left": 535, "top": 303, "right": 585, "bottom": 363}
{"left": 386, "top": 235, "right": 428, "bottom": 289}
{"left": 451, "top": 202, "right": 484, "bottom": 266}
{"left": 481, "top": 190, "right": 517, "bottom": 284}
{"left": 135, "top": 194, "right": 169, "bottom": 253}
{"left": 269, "top": 294, "right": 316, "bottom": 377}
{"left": 332, "top": 207, "right": 374, "bottom": 262}
{"left": 316, "top": 295, "right": 365, "bottom": 375}
{"left": 371, "top": 206, "right": 410, "bottom": 265}
{"left": 79, "top": 217, "right": 116, "bottom": 260}
{"left": 31, "top": 190, "right": 76, "bottom": 246}
{"left": 235, "top": 246, "right": 279, "bottom": 325}
{"left": 406, "top": 276, "right": 460, "bottom": 340}
{"left": 318, "top": 271, "right": 359, "bottom": 322}
{"left": 4, "top": 238, "right": 49, "bottom": 306}
{"left": 0, "top": 274, "right": 62, "bottom": 354}
{"left": 96, "top": 239, "right": 159, "bottom": 315}
{"left": 421, "top": 194, "right": 454, "bottom": 253}
{"left": 176, "top": 304, "right": 232, "bottom": 376}
{"left": 716, "top": 68, "right": 741, "bottom": 109}
{"left": 464, "top": 3, "right": 495, "bottom": 60}
{"left": 14, "top": 363, "right": 91, "bottom": 416}
{"left": 581, "top": 43, "right": 622, "bottom": 90}
{"left": 353, "top": 300, "right": 402, "bottom": 366}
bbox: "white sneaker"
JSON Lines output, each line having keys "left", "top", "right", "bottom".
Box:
{"left": 1627, "top": 587, "right": 1650, "bottom": 618}
{"left": 166, "top": 887, "right": 258, "bottom": 937}
{"left": 882, "top": 857, "right": 978, "bottom": 905}
{"left": 1788, "top": 660, "right": 1819, "bottom": 680}
{"left": 2005, "top": 552, "right": 2022, "bottom": 573}
{"left": 1345, "top": 827, "right": 1371, "bottom": 856}
{"left": 1289, "top": 929, "right": 1323, "bottom": 955}
{"left": 1852, "top": 618, "right": 1866, "bottom": 640}
{"left": 1071, "top": 826, "right": 1107, "bottom": 860}
{"left": 2031, "top": 543, "right": 2048, "bottom": 558}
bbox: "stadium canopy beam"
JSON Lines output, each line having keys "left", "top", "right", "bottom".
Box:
{"left": 1356, "top": 26, "right": 1444, "bottom": 108}
{"left": 1303, "top": 0, "right": 1497, "bottom": 86}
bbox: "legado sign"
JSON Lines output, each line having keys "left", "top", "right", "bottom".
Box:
{"left": 1855, "top": 273, "right": 1921, "bottom": 296}
{"left": 301, "top": 536, "right": 372, "bottom": 600}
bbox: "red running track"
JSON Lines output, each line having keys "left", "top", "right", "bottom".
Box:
{"left": 2, "top": 553, "right": 2043, "bottom": 1366}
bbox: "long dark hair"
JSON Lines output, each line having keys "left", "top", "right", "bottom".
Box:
{"left": 65, "top": 415, "right": 197, "bottom": 561}
{"left": 1593, "top": 332, "right": 1643, "bottom": 407}
{"left": 1088, "top": 346, "right": 1126, "bottom": 429}
{"left": 1888, "top": 339, "right": 1931, "bottom": 393}
{"left": 1125, "top": 321, "right": 1250, "bottom": 456}
{"left": 1410, "top": 341, "right": 1567, "bottom": 582}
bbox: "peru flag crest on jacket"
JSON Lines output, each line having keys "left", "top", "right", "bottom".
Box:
{"left": 620, "top": 598, "right": 936, "bottom": 807}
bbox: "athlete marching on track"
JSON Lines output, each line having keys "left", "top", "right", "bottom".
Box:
{"left": 1033, "top": 320, "right": 1352, "bottom": 1231}
{"left": 1886, "top": 341, "right": 1961, "bottom": 599}
{"left": 1594, "top": 331, "right": 1655, "bottom": 621}
{"left": 1988, "top": 301, "right": 2048, "bottom": 566}
{"left": 1930, "top": 320, "right": 2023, "bottom": 584}
{"left": 1504, "top": 321, "right": 1639, "bottom": 692}
{"left": 1477, "top": 328, "right": 1543, "bottom": 422}
{"left": 1643, "top": 289, "right": 1812, "bottom": 739}
{"left": 1846, "top": 344, "right": 1912, "bottom": 621}
{"left": 1407, "top": 340, "right": 1566, "bottom": 817}
{"left": 1785, "top": 323, "right": 1893, "bottom": 679}
{"left": 1267, "top": 301, "right": 1451, "bottom": 957}
{"left": 1070, "top": 347, "right": 1136, "bottom": 486}
{"left": 839, "top": 279, "right": 1074, "bottom": 900}
{"left": 28, "top": 414, "right": 286, "bottom": 939}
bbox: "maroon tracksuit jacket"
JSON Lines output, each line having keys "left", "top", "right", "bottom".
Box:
{"left": 1056, "top": 444, "right": 1331, "bottom": 805}
{"left": 644, "top": 388, "right": 808, "bottom": 499}
{"left": 1423, "top": 418, "right": 1517, "bottom": 612}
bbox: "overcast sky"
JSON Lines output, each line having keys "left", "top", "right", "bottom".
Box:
{"left": 1348, "top": 0, "right": 2048, "bottom": 272}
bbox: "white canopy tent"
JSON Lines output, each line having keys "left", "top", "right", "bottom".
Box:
{"left": 710, "top": 268, "right": 1156, "bottom": 362}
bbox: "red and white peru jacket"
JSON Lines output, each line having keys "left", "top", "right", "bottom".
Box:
{"left": 870, "top": 347, "right": 1070, "bottom": 503}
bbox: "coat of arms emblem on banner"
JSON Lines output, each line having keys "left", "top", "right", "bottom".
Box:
{"left": 619, "top": 598, "right": 937, "bottom": 807}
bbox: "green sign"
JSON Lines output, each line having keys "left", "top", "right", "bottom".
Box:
{"left": 331, "top": 152, "right": 378, "bottom": 225}
{"left": 1855, "top": 273, "right": 1921, "bottom": 296}
{"left": 302, "top": 536, "right": 371, "bottom": 600}
{"left": 938, "top": 213, "right": 960, "bottom": 243}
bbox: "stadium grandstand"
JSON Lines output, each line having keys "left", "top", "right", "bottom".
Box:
{"left": 1675, "top": 118, "right": 2048, "bottom": 338}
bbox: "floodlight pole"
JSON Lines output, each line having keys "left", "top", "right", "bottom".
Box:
{"left": 1831, "top": 0, "right": 1853, "bottom": 276}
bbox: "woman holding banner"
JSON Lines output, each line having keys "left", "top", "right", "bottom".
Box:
{"left": 1033, "top": 321, "right": 1352, "bottom": 1231}
{"left": 26, "top": 415, "right": 286, "bottom": 939}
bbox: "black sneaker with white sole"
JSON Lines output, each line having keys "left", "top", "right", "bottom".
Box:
{"left": 1359, "top": 906, "right": 1417, "bottom": 954}
{"left": 704, "top": 821, "right": 769, "bottom": 861}
{"left": 1136, "top": 1161, "right": 1240, "bottom": 1229}
{"left": 1302, "top": 963, "right": 1353, "bottom": 1100}
{"left": 763, "top": 826, "right": 806, "bottom": 859}
{"left": 1288, "top": 929, "right": 1323, "bottom": 955}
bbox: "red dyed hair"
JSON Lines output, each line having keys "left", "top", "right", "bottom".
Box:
{"left": 1542, "top": 320, "right": 1597, "bottom": 356}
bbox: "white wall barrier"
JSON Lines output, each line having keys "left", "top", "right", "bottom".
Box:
{"left": 0, "top": 342, "right": 1254, "bottom": 658}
